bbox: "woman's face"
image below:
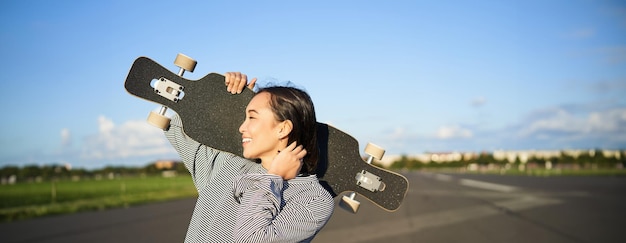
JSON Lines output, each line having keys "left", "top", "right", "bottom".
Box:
{"left": 239, "top": 92, "right": 284, "bottom": 161}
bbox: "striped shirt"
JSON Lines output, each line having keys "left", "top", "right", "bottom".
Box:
{"left": 165, "top": 114, "right": 334, "bottom": 242}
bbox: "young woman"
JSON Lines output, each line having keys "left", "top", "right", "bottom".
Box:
{"left": 165, "top": 72, "right": 334, "bottom": 242}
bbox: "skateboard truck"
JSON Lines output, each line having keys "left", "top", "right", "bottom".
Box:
{"left": 339, "top": 143, "right": 386, "bottom": 213}
{"left": 147, "top": 53, "right": 197, "bottom": 130}
{"left": 153, "top": 77, "right": 184, "bottom": 102}
{"left": 355, "top": 170, "right": 386, "bottom": 192}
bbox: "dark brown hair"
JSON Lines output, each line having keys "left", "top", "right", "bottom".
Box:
{"left": 256, "top": 87, "right": 318, "bottom": 175}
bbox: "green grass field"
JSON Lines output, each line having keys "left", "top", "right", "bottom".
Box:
{"left": 0, "top": 175, "right": 197, "bottom": 222}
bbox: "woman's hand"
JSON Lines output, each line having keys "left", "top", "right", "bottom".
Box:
{"left": 268, "top": 142, "right": 306, "bottom": 180}
{"left": 225, "top": 72, "right": 257, "bottom": 94}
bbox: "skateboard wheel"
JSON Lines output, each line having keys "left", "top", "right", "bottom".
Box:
{"left": 339, "top": 194, "right": 361, "bottom": 213}
{"left": 147, "top": 111, "right": 171, "bottom": 130}
{"left": 174, "top": 53, "right": 197, "bottom": 72}
{"left": 364, "top": 143, "right": 385, "bottom": 160}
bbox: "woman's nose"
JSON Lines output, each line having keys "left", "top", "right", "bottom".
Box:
{"left": 239, "top": 121, "right": 246, "bottom": 134}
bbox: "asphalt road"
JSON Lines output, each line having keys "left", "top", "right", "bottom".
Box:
{"left": 2, "top": 171, "right": 624, "bottom": 243}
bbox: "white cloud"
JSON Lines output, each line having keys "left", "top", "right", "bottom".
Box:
{"left": 98, "top": 115, "right": 115, "bottom": 134}
{"left": 60, "top": 128, "right": 71, "bottom": 147}
{"left": 388, "top": 127, "right": 410, "bottom": 141}
{"left": 518, "top": 107, "right": 626, "bottom": 143}
{"left": 519, "top": 108, "right": 579, "bottom": 135}
{"left": 81, "top": 116, "right": 174, "bottom": 160}
{"left": 470, "top": 96, "right": 487, "bottom": 107}
{"left": 436, "top": 125, "right": 473, "bottom": 139}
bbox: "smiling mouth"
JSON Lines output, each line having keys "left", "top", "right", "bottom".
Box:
{"left": 242, "top": 138, "right": 252, "bottom": 144}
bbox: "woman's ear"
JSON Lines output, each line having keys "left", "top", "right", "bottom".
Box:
{"left": 278, "top": 120, "right": 293, "bottom": 140}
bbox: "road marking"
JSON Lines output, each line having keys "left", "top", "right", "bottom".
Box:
{"left": 423, "top": 173, "right": 519, "bottom": 193}
{"left": 459, "top": 178, "right": 518, "bottom": 193}
{"left": 315, "top": 196, "right": 561, "bottom": 242}
{"left": 433, "top": 173, "right": 453, "bottom": 182}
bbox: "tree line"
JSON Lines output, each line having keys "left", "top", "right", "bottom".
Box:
{"left": 0, "top": 162, "right": 189, "bottom": 183}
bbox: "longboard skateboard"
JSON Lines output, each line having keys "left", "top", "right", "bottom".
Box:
{"left": 124, "top": 54, "right": 409, "bottom": 212}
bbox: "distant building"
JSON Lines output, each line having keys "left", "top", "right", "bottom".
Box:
{"left": 154, "top": 160, "right": 177, "bottom": 170}
{"left": 378, "top": 149, "right": 625, "bottom": 168}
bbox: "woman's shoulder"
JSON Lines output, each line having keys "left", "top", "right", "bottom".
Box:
{"left": 287, "top": 176, "right": 333, "bottom": 199}
{"left": 285, "top": 176, "right": 335, "bottom": 217}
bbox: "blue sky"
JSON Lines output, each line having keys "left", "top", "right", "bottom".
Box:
{"left": 1, "top": 0, "right": 625, "bottom": 169}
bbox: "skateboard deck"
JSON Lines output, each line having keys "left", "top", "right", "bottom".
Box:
{"left": 124, "top": 56, "right": 408, "bottom": 212}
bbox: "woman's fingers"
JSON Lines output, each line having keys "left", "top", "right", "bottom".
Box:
{"left": 248, "top": 77, "right": 257, "bottom": 90}
{"left": 224, "top": 72, "right": 246, "bottom": 94}
{"left": 225, "top": 72, "right": 256, "bottom": 94}
{"left": 235, "top": 73, "right": 247, "bottom": 94}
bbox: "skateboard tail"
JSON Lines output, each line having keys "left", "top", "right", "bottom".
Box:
{"left": 316, "top": 123, "right": 409, "bottom": 212}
